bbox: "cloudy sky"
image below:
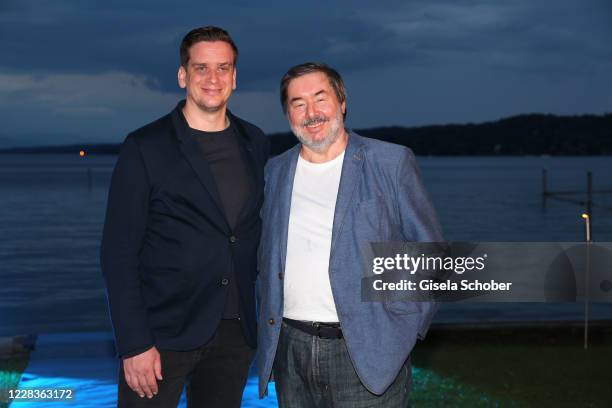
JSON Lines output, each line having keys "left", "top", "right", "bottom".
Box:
{"left": 0, "top": 0, "right": 610, "bottom": 147}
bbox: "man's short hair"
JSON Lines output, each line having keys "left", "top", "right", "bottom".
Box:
{"left": 180, "top": 26, "right": 238, "bottom": 68}
{"left": 280, "top": 62, "right": 347, "bottom": 119}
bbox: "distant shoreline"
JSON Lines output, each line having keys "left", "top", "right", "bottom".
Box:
{"left": 2, "top": 112, "right": 611, "bottom": 156}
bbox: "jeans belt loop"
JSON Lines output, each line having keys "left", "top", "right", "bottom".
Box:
{"left": 312, "top": 321, "right": 321, "bottom": 337}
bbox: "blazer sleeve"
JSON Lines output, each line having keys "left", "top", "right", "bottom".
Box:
{"left": 395, "top": 147, "right": 444, "bottom": 340}
{"left": 100, "top": 134, "right": 155, "bottom": 357}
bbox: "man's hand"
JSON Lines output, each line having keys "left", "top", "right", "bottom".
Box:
{"left": 123, "top": 347, "right": 163, "bottom": 398}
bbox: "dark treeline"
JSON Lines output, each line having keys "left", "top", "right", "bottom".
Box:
{"left": 270, "top": 113, "right": 612, "bottom": 156}
{"left": 2, "top": 113, "right": 611, "bottom": 156}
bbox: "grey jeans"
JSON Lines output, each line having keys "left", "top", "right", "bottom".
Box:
{"left": 273, "top": 321, "right": 411, "bottom": 408}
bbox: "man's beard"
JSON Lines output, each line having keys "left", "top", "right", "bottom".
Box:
{"left": 291, "top": 110, "right": 344, "bottom": 153}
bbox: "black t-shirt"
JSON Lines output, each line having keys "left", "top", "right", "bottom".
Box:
{"left": 190, "top": 123, "right": 251, "bottom": 230}
{"left": 190, "top": 122, "right": 251, "bottom": 319}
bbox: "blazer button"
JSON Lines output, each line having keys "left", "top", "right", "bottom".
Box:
{"left": 229, "top": 235, "right": 237, "bottom": 243}
{"left": 278, "top": 273, "right": 283, "bottom": 280}
{"left": 268, "top": 318, "right": 275, "bottom": 325}
{"left": 221, "top": 278, "right": 229, "bottom": 286}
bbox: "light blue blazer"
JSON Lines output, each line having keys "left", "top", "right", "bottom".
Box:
{"left": 257, "top": 132, "right": 443, "bottom": 397}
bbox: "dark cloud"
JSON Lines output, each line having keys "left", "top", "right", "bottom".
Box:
{"left": 0, "top": 1, "right": 414, "bottom": 93}
{"left": 2, "top": 1, "right": 611, "bottom": 90}
{"left": 0, "top": 0, "right": 611, "bottom": 146}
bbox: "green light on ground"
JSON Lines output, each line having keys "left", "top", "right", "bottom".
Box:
{"left": 411, "top": 367, "right": 519, "bottom": 407}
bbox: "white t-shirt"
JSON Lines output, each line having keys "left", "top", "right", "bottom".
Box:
{"left": 283, "top": 150, "right": 345, "bottom": 322}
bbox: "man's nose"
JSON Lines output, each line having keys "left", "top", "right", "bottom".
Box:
{"left": 206, "top": 70, "right": 219, "bottom": 83}
{"left": 305, "top": 102, "right": 316, "bottom": 119}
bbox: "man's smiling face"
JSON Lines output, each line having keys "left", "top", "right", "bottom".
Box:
{"left": 178, "top": 41, "right": 236, "bottom": 113}
{"left": 286, "top": 71, "right": 346, "bottom": 152}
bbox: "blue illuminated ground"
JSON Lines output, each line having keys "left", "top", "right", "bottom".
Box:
{"left": 14, "top": 330, "right": 608, "bottom": 407}
{"left": 13, "top": 332, "right": 277, "bottom": 407}
{"left": 7, "top": 332, "right": 515, "bottom": 407}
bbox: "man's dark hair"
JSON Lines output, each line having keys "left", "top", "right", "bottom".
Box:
{"left": 180, "top": 26, "right": 238, "bottom": 68}
{"left": 280, "top": 62, "right": 347, "bottom": 119}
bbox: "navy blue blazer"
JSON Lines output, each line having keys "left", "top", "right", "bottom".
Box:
{"left": 101, "top": 101, "right": 268, "bottom": 357}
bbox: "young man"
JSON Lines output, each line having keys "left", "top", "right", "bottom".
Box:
{"left": 101, "top": 26, "right": 268, "bottom": 407}
{"left": 257, "top": 62, "right": 442, "bottom": 407}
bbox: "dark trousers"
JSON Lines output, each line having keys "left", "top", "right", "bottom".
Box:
{"left": 118, "top": 320, "right": 254, "bottom": 408}
{"left": 274, "top": 321, "right": 411, "bottom": 408}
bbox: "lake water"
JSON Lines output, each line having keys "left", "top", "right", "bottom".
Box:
{"left": 1, "top": 153, "right": 611, "bottom": 336}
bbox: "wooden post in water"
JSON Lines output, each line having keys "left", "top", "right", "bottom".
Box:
{"left": 586, "top": 171, "right": 592, "bottom": 224}
{"left": 541, "top": 169, "right": 548, "bottom": 210}
{"left": 581, "top": 212, "right": 592, "bottom": 350}
{"left": 583, "top": 171, "right": 593, "bottom": 350}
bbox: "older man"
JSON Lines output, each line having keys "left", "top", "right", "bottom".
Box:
{"left": 257, "top": 62, "right": 442, "bottom": 407}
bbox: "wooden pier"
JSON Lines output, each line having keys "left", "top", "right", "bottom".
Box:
{"left": 542, "top": 169, "right": 612, "bottom": 215}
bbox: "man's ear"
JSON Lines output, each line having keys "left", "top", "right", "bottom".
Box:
{"left": 341, "top": 100, "right": 346, "bottom": 115}
{"left": 232, "top": 67, "right": 237, "bottom": 90}
{"left": 178, "top": 66, "right": 187, "bottom": 89}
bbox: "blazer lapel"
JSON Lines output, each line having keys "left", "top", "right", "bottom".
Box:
{"left": 230, "top": 112, "right": 264, "bottom": 228}
{"left": 171, "top": 104, "right": 230, "bottom": 233}
{"left": 278, "top": 145, "right": 301, "bottom": 270}
{"left": 330, "top": 132, "right": 365, "bottom": 256}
